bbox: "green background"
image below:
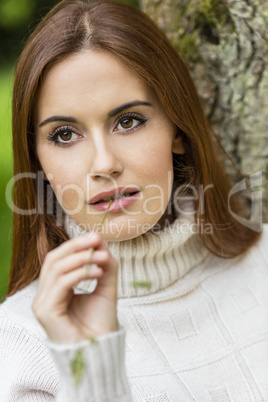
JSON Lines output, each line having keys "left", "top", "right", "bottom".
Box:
{"left": 0, "top": 68, "right": 13, "bottom": 300}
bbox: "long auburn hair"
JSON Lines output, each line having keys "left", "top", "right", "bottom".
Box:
{"left": 7, "top": 0, "right": 261, "bottom": 297}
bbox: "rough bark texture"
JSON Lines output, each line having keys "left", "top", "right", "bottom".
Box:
{"left": 141, "top": 0, "right": 268, "bottom": 222}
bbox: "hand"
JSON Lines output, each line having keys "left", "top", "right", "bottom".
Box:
{"left": 32, "top": 233, "right": 119, "bottom": 344}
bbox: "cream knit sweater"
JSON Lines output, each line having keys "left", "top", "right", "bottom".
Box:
{"left": 0, "top": 214, "right": 268, "bottom": 401}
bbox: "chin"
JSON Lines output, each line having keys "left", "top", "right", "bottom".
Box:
{"left": 101, "top": 217, "right": 161, "bottom": 242}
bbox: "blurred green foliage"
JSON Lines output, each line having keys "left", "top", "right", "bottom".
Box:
{"left": 0, "top": 0, "right": 140, "bottom": 299}
{"left": 0, "top": 69, "right": 13, "bottom": 299}
{"left": 0, "top": 0, "right": 58, "bottom": 65}
{"left": 0, "top": 0, "right": 140, "bottom": 65}
{"left": 0, "top": 0, "right": 34, "bottom": 29}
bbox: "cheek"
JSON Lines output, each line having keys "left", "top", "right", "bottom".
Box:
{"left": 38, "top": 153, "right": 85, "bottom": 212}
{"left": 140, "top": 144, "right": 174, "bottom": 185}
{"left": 37, "top": 147, "right": 81, "bottom": 186}
{"left": 49, "top": 178, "right": 85, "bottom": 214}
{"left": 137, "top": 144, "right": 174, "bottom": 214}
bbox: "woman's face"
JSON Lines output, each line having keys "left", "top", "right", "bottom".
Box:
{"left": 36, "top": 50, "right": 183, "bottom": 241}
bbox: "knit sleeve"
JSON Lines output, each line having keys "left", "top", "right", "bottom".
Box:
{"left": 47, "top": 329, "right": 133, "bottom": 402}
{"left": 0, "top": 316, "right": 57, "bottom": 401}
{"left": 0, "top": 314, "right": 132, "bottom": 402}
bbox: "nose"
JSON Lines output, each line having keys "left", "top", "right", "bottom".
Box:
{"left": 89, "top": 135, "right": 123, "bottom": 179}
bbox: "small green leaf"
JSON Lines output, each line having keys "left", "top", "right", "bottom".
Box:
{"left": 98, "top": 198, "right": 113, "bottom": 233}
{"left": 70, "top": 349, "right": 86, "bottom": 387}
{"left": 132, "top": 280, "right": 152, "bottom": 290}
{"left": 89, "top": 336, "right": 97, "bottom": 345}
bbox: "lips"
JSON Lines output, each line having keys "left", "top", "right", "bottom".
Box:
{"left": 88, "top": 187, "right": 140, "bottom": 212}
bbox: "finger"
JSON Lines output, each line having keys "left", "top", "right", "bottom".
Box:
{"left": 78, "top": 235, "right": 115, "bottom": 274}
{"left": 85, "top": 233, "right": 109, "bottom": 253}
{"left": 90, "top": 250, "right": 110, "bottom": 265}
{"left": 86, "top": 237, "right": 117, "bottom": 273}
{"left": 43, "top": 232, "right": 102, "bottom": 267}
{"left": 45, "top": 248, "right": 94, "bottom": 276}
{"left": 41, "top": 249, "right": 110, "bottom": 283}
{"left": 57, "top": 265, "right": 103, "bottom": 296}
{"left": 33, "top": 265, "right": 103, "bottom": 321}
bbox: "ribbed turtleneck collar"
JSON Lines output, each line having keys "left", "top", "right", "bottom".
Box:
{"left": 65, "top": 206, "right": 208, "bottom": 298}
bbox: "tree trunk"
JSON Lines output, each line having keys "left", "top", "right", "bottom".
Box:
{"left": 141, "top": 0, "right": 268, "bottom": 222}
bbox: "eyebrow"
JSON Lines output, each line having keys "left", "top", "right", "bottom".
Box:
{"left": 108, "top": 100, "right": 152, "bottom": 117}
{"left": 39, "top": 116, "right": 77, "bottom": 127}
{"left": 38, "top": 100, "right": 153, "bottom": 127}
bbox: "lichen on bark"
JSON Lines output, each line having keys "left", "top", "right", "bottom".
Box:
{"left": 141, "top": 0, "right": 268, "bottom": 222}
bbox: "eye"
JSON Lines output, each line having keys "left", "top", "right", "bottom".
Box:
{"left": 114, "top": 113, "right": 147, "bottom": 132}
{"left": 118, "top": 118, "right": 139, "bottom": 130}
{"left": 46, "top": 126, "right": 81, "bottom": 146}
{"left": 57, "top": 130, "right": 74, "bottom": 142}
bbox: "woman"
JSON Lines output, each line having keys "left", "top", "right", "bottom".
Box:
{"left": 0, "top": 0, "right": 267, "bottom": 401}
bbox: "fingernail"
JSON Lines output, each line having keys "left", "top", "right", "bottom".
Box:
{"left": 85, "top": 232, "right": 95, "bottom": 239}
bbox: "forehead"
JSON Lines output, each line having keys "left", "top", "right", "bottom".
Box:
{"left": 37, "top": 50, "right": 153, "bottom": 118}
